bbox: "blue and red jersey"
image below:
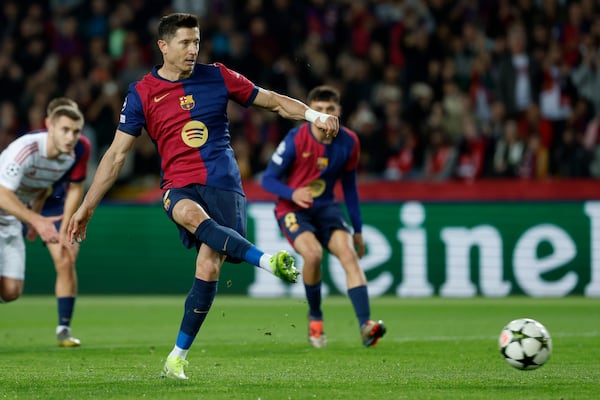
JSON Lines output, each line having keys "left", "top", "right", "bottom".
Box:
{"left": 117, "top": 63, "right": 258, "bottom": 195}
{"left": 261, "top": 123, "right": 363, "bottom": 233}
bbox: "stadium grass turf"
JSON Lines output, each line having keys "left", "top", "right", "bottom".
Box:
{"left": 1, "top": 296, "right": 598, "bottom": 399}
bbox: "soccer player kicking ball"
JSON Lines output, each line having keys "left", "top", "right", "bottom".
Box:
{"left": 262, "top": 86, "right": 386, "bottom": 348}
{"left": 0, "top": 105, "right": 84, "bottom": 314}
{"left": 68, "top": 13, "right": 338, "bottom": 380}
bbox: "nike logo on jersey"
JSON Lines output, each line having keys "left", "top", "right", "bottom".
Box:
{"left": 301, "top": 152, "right": 312, "bottom": 158}
{"left": 222, "top": 236, "right": 230, "bottom": 252}
{"left": 154, "top": 93, "right": 170, "bottom": 102}
{"left": 193, "top": 308, "right": 208, "bottom": 314}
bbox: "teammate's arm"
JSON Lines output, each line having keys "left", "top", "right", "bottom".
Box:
{"left": 261, "top": 134, "right": 314, "bottom": 208}
{"left": 261, "top": 168, "right": 294, "bottom": 200}
{"left": 68, "top": 130, "right": 136, "bottom": 242}
{"left": 341, "top": 170, "right": 365, "bottom": 257}
{"left": 253, "top": 88, "right": 339, "bottom": 137}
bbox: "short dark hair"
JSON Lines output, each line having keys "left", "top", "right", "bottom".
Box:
{"left": 307, "top": 85, "right": 340, "bottom": 104}
{"left": 46, "top": 97, "right": 77, "bottom": 116}
{"left": 49, "top": 105, "right": 84, "bottom": 124}
{"left": 158, "top": 13, "right": 199, "bottom": 41}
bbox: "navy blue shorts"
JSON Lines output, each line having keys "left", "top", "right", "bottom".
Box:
{"left": 22, "top": 203, "right": 64, "bottom": 237}
{"left": 162, "top": 184, "right": 247, "bottom": 254}
{"left": 277, "top": 203, "right": 352, "bottom": 247}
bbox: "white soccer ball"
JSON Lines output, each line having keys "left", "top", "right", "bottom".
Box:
{"left": 499, "top": 318, "right": 552, "bottom": 370}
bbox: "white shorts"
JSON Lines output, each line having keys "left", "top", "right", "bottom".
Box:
{"left": 0, "top": 218, "right": 25, "bottom": 280}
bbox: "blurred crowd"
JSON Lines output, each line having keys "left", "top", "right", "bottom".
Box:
{"left": 2, "top": 0, "right": 600, "bottom": 192}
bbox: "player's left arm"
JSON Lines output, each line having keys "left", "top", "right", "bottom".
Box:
{"left": 341, "top": 131, "right": 364, "bottom": 257}
{"left": 341, "top": 170, "right": 365, "bottom": 258}
{"left": 261, "top": 136, "right": 296, "bottom": 199}
{"left": 253, "top": 88, "right": 339, "bottom": 137}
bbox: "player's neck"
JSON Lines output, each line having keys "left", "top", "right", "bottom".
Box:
{"left": 45, "top": 139, "right": 61, "bottom": 159}
{"left": 157, "top": 65, "right": 192, "bottom": 81}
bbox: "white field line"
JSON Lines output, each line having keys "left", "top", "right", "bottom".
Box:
{"left": 381, "top": 331, "right": 600, "bottom": 343}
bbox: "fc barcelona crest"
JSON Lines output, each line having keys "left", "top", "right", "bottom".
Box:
{"left": 179, "top": 95, "right": 195, "bottom": 110}
{"left": 316, "top": 156, "right": 329, "bottom": 170}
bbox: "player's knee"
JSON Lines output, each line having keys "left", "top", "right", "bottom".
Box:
{"left": 54, "top": 259, "right": 75, "bottom": 275}
{"left": 0, "top": 278, "right": 24, "bottom": 302}
{"left": 195, "top": 259, "right": 221, "bottom": 279}
{"left": 339, "top": 252, "right": 357, "bottom": 265}
{"left": 301, "top": 247, "right": 323, "bottom": 267}
{"left": 0, "top": 288, "right": 22, "bottom": 302}
{"left": 173, "top": 200, "right": 207, "bottom": 228}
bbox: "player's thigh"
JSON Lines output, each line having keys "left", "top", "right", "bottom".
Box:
{"left": 163, "top": 186, "right": 209, "bottom": 230}
{"left": 312, "top": 204, "right": 352, "bottom": 247}
{"left": 162, "top": 185, "right": 247, "bottom": 253}
{"left": 0, "top": 222, "right": 26, "bottom": 281}
{"left": 293, "top": 231, "right": 324, "bottom": 264}
{"left": 200, "top": 186, "right": 247, "bottom": 236}
{"left": 0, "top": 224, "right": 25, "bottom": 299}
{"left": 164, "top": 185, "right": 246, "bottom": 234}
{"left": 171, "top": 198, "right": 210, "bottom": 230}
{"left": 327, "top": 229, "right": 357, "bottom": 260}
{"left": 277, "top": 210, "right": 318, "bottom": 247}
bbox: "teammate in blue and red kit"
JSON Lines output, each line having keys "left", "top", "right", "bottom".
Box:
{"left": 68, "top": 13, "right": 338, "bottom": 379}
{"left": 262, "top": 86, "right": 386, "bottom": 348}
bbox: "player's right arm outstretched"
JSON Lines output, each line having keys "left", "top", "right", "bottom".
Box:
{"left": 68, "top": 130, "right": 136, "bottom": 243}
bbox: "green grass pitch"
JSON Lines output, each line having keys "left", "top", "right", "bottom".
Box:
{"left": 1, "top": 296, "right": 599, "bottom": 399}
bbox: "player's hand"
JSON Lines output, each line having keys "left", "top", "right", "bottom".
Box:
{"left": 68, "top": 206, "right": 94, "bottom": 243}
{"left": 313, "top": 114, "right": 339, "bottom": 138}
{"left": 25, "top": 224, "right": 39, "bottom": 242}
{"left": 354, "top": 233, "right": 366, "bottom": 258}
{"left": 46, "top": 231, "right": 79, "bottom": 262}
{"left": 292, "top": 186, "right": 314, "bottom": 208}
{"left": 59, "top": 232, "right": 79, "bottom": 262}
{"left": 30, "top": 215, "right": 62, "bottom": 244}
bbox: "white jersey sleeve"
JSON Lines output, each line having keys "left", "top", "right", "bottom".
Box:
{"left": 0, "top": 132, "right": 74, "bottom": 209}
{"left": 0, "top": 136, "right": 33, "bottom": 191}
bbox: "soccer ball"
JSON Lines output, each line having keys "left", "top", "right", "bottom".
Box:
{"left": 499, "top": 318, "right": 552, "bottom": 370}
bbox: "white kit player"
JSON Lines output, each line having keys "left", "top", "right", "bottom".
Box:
{"left": 0, "top": 105, "right": 84, "bottom": 303}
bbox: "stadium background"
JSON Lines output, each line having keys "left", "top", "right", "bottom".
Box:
{"left": 2, "top": 0, "right": 599, "bottom": 297}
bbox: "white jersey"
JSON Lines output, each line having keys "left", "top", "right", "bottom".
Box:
{"left": 0, "top": 132, "right": 75, "bottom": 224}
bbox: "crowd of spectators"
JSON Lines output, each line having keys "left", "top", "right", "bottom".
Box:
{"left": 2, "top": 0, "right": 600, "bottom": 194}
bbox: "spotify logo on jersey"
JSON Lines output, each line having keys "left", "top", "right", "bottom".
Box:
{"left": 181, "top": 121, "right": 208, "bottom": 147}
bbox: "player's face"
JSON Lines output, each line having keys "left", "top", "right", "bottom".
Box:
{"left": 161, "top": 27, "right": 200, "bottom": 78}
{"left": 47, "top": 116, "right": 83, "bottom": 156}
{"left": 309, "top": 100, "right": 341, "bottom": 118}
{"left": 309, "top": 100, "right": 340, "bottom": 142}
